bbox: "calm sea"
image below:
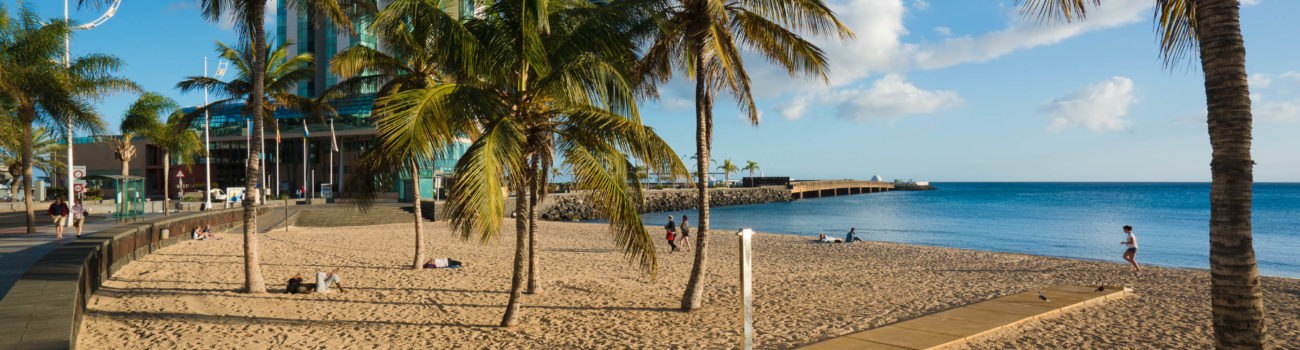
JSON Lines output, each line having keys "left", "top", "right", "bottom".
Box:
{"left": 642, "top": 183, "right": 1300, "bottom": 278}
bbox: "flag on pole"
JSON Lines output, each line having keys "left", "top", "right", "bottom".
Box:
{"left": 275, "top": 126, "right": 281, "bottom": 144}
{"left": 329, "top": 119, "right": 339, "bottom": 152}
{"left": 302, "top": 119, "right": 310, "bottom": 137}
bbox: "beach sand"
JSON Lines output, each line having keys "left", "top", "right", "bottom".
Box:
{"left": 78, "top": 220, "right": 1300, "bottom": 349}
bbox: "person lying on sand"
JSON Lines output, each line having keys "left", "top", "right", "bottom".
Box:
{"left": 285, "top": 271, "right": 346, "bottom": 294}
{"left": 423, "top": 258, "right": 465, "bottom": 269}
{"left": 315, "top": 271, "right": 346, "bottom": 293}
{"left": 286, "top": 273, "right": 316, "bottom": 294}
{"left": 818, "top": 233, "right": 843, "bottom": 243}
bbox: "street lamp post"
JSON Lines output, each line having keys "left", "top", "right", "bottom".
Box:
{"left": 63, "top": 0, "right": 121, "bottom": 224}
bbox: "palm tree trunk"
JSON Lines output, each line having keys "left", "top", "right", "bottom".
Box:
{"left": 411, "top": 158, "right": 425, "bottom": 270}
{"left": 241, "top": 2, "right": 269, "bottom": 294}
{"left": 681, "top": 55, "right": 712, "bottom": 311}
{"left": 20, "top": 118, "right": 35, "bottom": 235}
{"left": 501, "top": 181, "right": 529, "bottom": 327}
{"left": 526, "top": 162, "right": 540, "bottom": 294}
{"left": 1197, "top": 0, "right": 1266, "bottom": 347}
{"left": 163, "top": 152, "right": 170, "bottom": 216}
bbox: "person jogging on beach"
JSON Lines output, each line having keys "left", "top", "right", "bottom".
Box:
{"left": 665, "top": 215, "right": 678, "bottom": 253}
{"left": 1121, "top": 225, "right": 1140, "bottom": 272}
{"left": 679, "top": 216, "right": 692, "bottom": 252}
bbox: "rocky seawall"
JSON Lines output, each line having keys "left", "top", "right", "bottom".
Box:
{"left": 540, "top": 187, "right": 791, "bottom": 221}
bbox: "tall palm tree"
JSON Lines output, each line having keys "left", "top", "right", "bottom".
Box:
{"left": 373, "top": 0, "right": 686, "bottom": 326}
{"left": 716, "top": 159, "right": 738, "bottom": 183}
{"left": 335, "top": 0, "right": 476, "bottom": 270}
{"left": 742, "top": 160, "right": 759, "bottom": 176}
{"left": 640, "top": 0, "right": 851, "bottom": 311}
{"left": 154, "top": 110, "right": 203, "bottom": 216}
{"left": 0, "top": 4, "right": 134, "bottom": 234}
{"left": 195, "top": 0, "right": 355, "bottom": 294}
{"left": 1024, "top": 0, "right": 1265, "bottom": 347}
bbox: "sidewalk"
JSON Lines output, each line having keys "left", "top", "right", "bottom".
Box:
{"left": 0, "top": 212, "right": 160, "bottom": 299}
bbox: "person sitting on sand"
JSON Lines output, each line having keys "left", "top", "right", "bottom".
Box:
{"left": 845, "top": 227, "right": 862, "bottom": 243}
{"left": 193, "top": 225, "right": 219, "bottom": 240}
{"left": 423, "top": 258, "right": 465, "bottom": 269}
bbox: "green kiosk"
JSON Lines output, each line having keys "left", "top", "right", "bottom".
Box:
{"left": 103, "top": 175, "right": 145, "bottom": 222}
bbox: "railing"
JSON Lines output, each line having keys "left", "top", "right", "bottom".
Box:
{"left": 0, "top": 207, "right": 269, "bottom": 350}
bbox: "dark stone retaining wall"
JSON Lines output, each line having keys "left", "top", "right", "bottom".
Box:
{"left": 0, "top": 207, "right": 269, "bottom": 350}
{"left": 540, "top": 187, "right": 791, "bottom": 221}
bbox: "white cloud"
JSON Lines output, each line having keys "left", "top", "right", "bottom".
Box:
{"left": 822, "top": 74, "right": 963, "bottom": 121}
{"left": 661, "top": 96, "right": 692, "bottom": 111}
{"left": 1044, "top": 76, "right": 1137, "bottom": 132}
{"left": 911, "top": 0, "right": 929, "bottom": 11}
{"left": 1242, "top": 0, "right": 1261, "bottom": 5}
{"left": 933, "top": 26, "right": 952, "bottom": 36}
{"left": 1280, "top": 71, "right": 1300, "bottom": 84}
{"left": 1256, "top": 100, "right": 1300, "bottom": 122}
{"left": 1249, "top": 73, "right": 1272, "bottom": 89}
{"left": 912, "top": 0, "right": 1150, "bottom": 70}
{"left": 779, "top": 97, "right": 810, "bottom": 120}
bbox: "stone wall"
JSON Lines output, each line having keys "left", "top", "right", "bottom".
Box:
{"left": 540, "top": 186, "right": 790, "bottom": 221}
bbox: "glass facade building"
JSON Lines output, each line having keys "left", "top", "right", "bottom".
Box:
{"left": 181, "top": 2, "right": 472, "bottom": 199}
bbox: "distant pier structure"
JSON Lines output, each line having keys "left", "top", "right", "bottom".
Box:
{"left": 741, "top": 177, "right": 934, "bottom": 200}
{"left": 788, "top": 180, "right": 895, "bottom": 199}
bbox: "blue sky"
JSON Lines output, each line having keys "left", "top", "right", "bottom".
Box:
{"left": 11, "top": 0, "right": 1300, "bottom": 182}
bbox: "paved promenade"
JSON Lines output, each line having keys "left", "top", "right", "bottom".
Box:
{"left": 0, "top": 212, "right": 159, "bottom": 299}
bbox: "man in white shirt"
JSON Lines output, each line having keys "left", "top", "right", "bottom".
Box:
{"left": 1121, "top": 225, "right": 1140, "bottom": 272}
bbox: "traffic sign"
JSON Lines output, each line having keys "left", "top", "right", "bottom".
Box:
{"left": 72, "top": 166, "right": 86, "bottom": 179}
{"left": 73, "top": 184, "right": 85, "bottom": 193}
{"left": 175, "top": 169, "right": 185, "bottom": 178}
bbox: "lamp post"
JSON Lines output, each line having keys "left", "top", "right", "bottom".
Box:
{"left": 62, "top": 0, "right": 121, "bottom": 223}
{"left": 202, "top": 59, "right": 229, "bottom": 209}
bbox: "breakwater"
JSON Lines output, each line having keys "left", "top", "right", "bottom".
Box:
{"left": 541, "top": 187, "right": 791, "bottom": 221}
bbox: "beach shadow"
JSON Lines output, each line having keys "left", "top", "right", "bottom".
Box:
{"left": 86, "top": 309, "right": 495, "bottom": 328}
{"left": 542, "top": 248, "right": 617, "bottom": 254}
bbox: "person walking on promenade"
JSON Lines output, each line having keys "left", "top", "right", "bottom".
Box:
{"left": 679, "top": 215, "right": 693, "bottom": 252}
{"left": 1120, "top": 225, "right": 1140, "bottom": 272}
{"left": 70, "top": 199, "right": 89, "bottom": 238}
{"left": 665, "top": 215, "right": 678, "bottom": 253}
{"left": 47, "top": 198, "right": 70, "bottom": 239}
{"left": 845, "top": 227, "right": 863, "bottom": 243}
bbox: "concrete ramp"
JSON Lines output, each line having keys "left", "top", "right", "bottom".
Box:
{"left": 800, "top": 285, "right": 1131, "bottom": 350}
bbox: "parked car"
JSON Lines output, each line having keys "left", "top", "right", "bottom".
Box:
{"left": 209, "top": 189, "right": 227, "bottom": 201}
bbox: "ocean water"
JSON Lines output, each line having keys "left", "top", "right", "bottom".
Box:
{"left": 641, "top": 183, "right": 1300, "bottom": 278}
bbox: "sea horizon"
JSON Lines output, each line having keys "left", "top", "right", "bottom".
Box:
{"left": 635, "top": 182, "right": 1300, "bottom": 278}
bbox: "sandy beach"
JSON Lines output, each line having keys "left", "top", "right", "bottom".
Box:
{"left": 77, "top": 220, "right": 1300, "bottom": 349}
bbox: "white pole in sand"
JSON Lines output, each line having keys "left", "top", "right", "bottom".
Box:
{"left": 738, "top": 228, "right": 755, "bottom": 350}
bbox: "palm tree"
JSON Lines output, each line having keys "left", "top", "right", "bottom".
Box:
{"left": 194, "top": 0, "right": 354, "bottom": 294}
{"left": 118, "top": 93, "right": 177, "bottom": 179}
{"left": 0, "top": 4, "right": 134, "bottom": 234}
{"left": 0, "top": 125, "right": 66, "bottom": 201}
{"left": 742, "top": 160, "right": 759, "bottom": 176}
{"left": 639, "top": 0, "right": 851, "bottom": 311}
{"left": 717, "top": 159, "right": 738, "bottom": 184}
{"left": 373, "top": 0, "right": 686, "bottom": 326}
{"left": 154, "top": 110, "right": 203, "bottom": 216}
{"left": 1024, "top": 0, "right": 1265, "bottom": 347}
{"left": 334, "top": 0, "right": 477, "bottom": 270}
